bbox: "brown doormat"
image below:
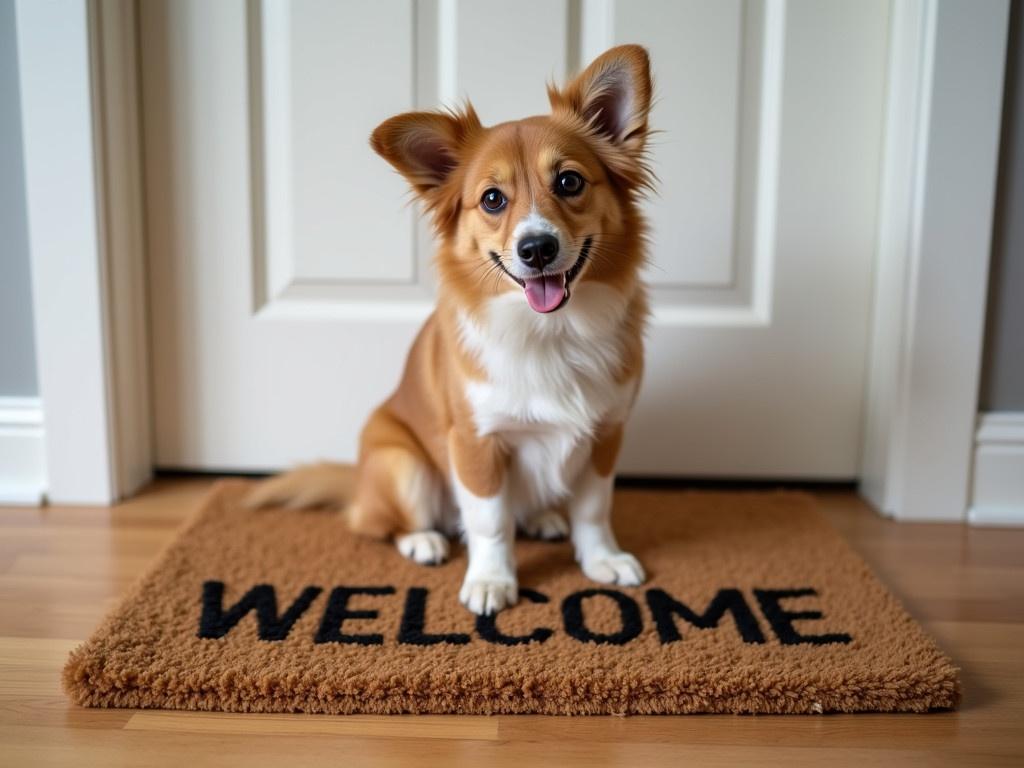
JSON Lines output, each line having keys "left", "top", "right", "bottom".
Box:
{"left": 64, "top": 480, "right": 959, "bottom": 715}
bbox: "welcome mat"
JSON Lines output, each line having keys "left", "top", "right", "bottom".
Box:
{"left": 64, "top": 481, "right": 959, "bottom": 715}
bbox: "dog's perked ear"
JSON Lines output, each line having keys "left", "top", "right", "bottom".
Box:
{"left": 370, "top": 107, "right": 482, "bottom": 232}
{"left": 549, "top": 45, "right": 653, "bottom": 189}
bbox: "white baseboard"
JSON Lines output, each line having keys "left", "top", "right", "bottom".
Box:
{"left": 968, "top": 412, "right": 1024, "bottom": 527}
{"left": 0, "top": 397, "right": 46, "bottom": 505}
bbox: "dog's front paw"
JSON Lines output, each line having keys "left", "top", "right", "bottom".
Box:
{"left": 582, "top": 551, "right": 646, "bottom": 586}
{"left": 395, "top": 531, "right": 450, "bottom": 566}
{"left": 459, "top": 577, "right": 518, "bottom": 615}
{"left": 520, "top": 510, "right": 569, "bottom": 541}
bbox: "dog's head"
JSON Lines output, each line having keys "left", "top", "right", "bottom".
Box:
{"left": 371, "top": 45, "right": 653, "bottom": 315}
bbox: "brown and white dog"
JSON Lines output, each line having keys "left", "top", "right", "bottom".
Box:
{"left": 247, "top": 45, "right": 654, "bottom": 615}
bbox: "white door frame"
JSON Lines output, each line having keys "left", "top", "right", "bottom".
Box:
{"left": 860, "top": 0, "right": 1010, "bottom": 521}
{"left": 15, "top": 0, "right": 151, "bottom": 505}
{"left": 14, "top": 0, "right": 1009, "bottom": 516}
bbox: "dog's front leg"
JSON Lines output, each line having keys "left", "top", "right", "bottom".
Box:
{"left": 570, "top": 425, "right": 645, "bottom": 586}
{"left": 449, "top": 428, "right": 517, "bottom": 615}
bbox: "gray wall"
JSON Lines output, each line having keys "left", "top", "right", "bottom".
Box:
{"left": 0, "top": 0, "right": 38, "bottom": 397}
{"left": 981, "top": 0, "right": 1024, "bottom": 411}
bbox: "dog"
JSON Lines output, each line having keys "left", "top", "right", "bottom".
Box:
{"left": 247, "top": 45, "right": 654, "bottom": 615}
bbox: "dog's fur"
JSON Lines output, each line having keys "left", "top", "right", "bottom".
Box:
{"left": 247, "top": 45, "right": 654, "bottom": 615}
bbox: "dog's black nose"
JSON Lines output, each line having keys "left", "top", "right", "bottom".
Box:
{"left": 517, "top": 234, "right": 559, "bottom": 269}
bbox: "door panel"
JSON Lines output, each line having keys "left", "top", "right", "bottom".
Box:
{"left": 275, "top": 1, "right": 416, "bottom": 284}
{"left": 143, "top": 0, "right": 889, "bottom": 477}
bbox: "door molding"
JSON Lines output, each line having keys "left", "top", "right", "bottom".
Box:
{"left": 15, "top": 0, "right": 150, "bottom": 504}
{"left": 15, "top": 0, "right": 1009, "bottom": 511}
{"left": 0, "top": 397, "right": 45, "bottom": 504}
{"left": 859, "top": 0, "right": 1010, "bottom": 521}
{"left": 968, "top": 412, "right": 1024, "bottom": 526}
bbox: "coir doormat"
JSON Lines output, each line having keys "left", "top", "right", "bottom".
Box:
{"left": 64, "top": 481, "right": 959, "bottom": 715}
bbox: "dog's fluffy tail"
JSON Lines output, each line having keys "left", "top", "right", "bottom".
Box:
{"left": 243, "top": 462, "right": 355, "bottom": 511}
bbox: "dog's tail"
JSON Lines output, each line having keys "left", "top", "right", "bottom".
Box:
{"left": 242, "top": 462, "right": 356, "bottom": 511}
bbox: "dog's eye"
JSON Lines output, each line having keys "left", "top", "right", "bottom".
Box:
{"left": 555, "top": 170, "right": 585, "bottom": 197}
{"left": 480, "top": 188, "right": 507, "bottom": 213}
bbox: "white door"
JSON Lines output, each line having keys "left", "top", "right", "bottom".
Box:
{"left": 142, "top": 0, "right": 889, "bottom": 478}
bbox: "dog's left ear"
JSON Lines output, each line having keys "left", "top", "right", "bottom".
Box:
{"left": 550, "top": 44, "right": 652, "bottom": 155}
{"left": 370, "top": 106, "right": 482, "bottom": 196}
{"left": 370, "top": 105, "right": 482, "bottom": 234}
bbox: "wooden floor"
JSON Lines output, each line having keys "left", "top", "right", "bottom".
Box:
{"left": 1, "top": 477, "right": 1022, "bottom": 767}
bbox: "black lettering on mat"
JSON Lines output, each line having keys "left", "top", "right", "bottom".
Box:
{"left": 315, "top": 586, "right": 396, "bottom": 645}
{"left": 476, "top": 588, "right": 554, "bottom": 645}
{"left": 198, "top": 580, "right": 322, "bottom": 641}
{"left": 754, "top": 588, "right": 853, "bottom": 645}
{"left": 562, "top": 588, "right": 643, "bottom": 645}
{"left": 645, "top": 588, "right": 766, "bottom": 644}
{"left": 398, "top": 587, "right": 471, "bottom": 645}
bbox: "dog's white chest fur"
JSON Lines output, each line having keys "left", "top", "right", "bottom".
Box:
{"left": 458, "top": 288, "right": 635, "bottom": 507}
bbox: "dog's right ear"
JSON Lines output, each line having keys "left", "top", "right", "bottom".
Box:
{"left": 549, "top": 45, "right": 653, "bottom": 191}
{"left": 370, "top": 106, "right": 482, "bottom": 197}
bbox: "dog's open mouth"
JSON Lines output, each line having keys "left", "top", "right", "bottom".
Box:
{"left": 490, "top": 237, "right": 592, "bottom": 314}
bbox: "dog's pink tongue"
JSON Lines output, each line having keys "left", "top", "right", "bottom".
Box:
{"left": 523, "top": 274, "right": 567, "bottom": 313}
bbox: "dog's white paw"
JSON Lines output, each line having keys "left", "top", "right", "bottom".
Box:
{"left": 395, "top": 531, "right": 450, "bottom": 566}
{"left": 521, "top": 510, "right": 569, "bottom": 541}
{"left": 459, "top": 577, "right": 518, "bottom": 615}
{"left": 582, "top": 551, "right": 645, "bottom": 586}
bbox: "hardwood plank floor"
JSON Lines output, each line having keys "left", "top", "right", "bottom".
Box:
{"left": 1, "top": 477, "right": 1022, "bottom": 767}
